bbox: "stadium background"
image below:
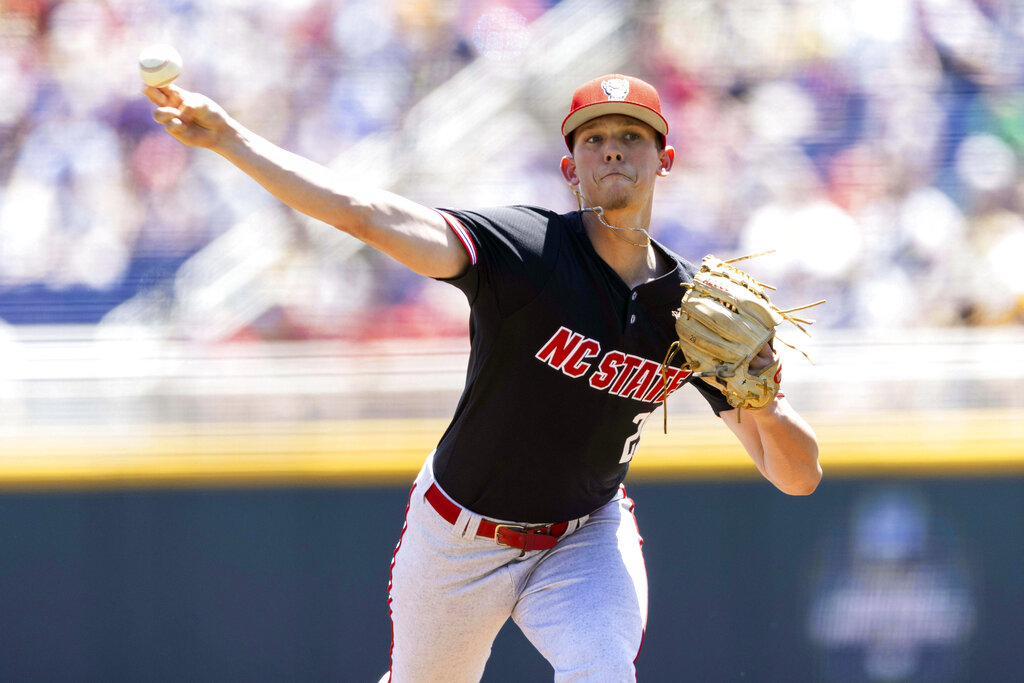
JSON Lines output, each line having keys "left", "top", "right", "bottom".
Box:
{"left": 1, "top": 0, "right": 1022, "bottom": 680}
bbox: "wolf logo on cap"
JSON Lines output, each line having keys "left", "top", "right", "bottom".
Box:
{"left": 601, "top": 78, "right": 630, "bottom": 101}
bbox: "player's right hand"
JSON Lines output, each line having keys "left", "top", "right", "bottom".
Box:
{"left": 143, "top": 84, "right": 231, "bottom": 150}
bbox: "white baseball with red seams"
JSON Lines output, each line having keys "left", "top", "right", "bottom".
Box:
{"left": 138, "top": 44, "right": 182, "bottom": 88}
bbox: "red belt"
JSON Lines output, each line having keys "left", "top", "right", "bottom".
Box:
{"left": 425, "top": 483, "right": 570, "bottom": 554}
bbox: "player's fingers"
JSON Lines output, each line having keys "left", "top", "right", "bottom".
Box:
{"left": 142, "top": 85, "right": 167, "bottom": 106}
{"left": 153, "top": 107, "right": 182, "bottom": 125}
{"left": 177, "top": 96, "right": 221, "bottom": 129}
{"left": 153, "top": 106, "right": 214, "bottom": 147}
{"left": 163, "top": 83, "right": 187, "bottom": 98}
{"left": 142, "top": 84, "right": 186, "bottom": 108}
{"left": 161, "top": 83, "right": 189, "bottom": 108}
{"left": 157, "top": 115, "right": 195, "bottom": 143}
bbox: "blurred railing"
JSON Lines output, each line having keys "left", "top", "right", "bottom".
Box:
{"left": 0, "top": 325, "right": 1021, "bottom": 488}
{"left": 3, "top": 325, "right": 1022, "bottom": 422}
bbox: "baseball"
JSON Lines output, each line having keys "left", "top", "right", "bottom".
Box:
{"left": 138, "top": 44, "right": 182, "bottom": 88}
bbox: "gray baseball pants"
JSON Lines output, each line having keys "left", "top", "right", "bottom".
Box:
{"left": 381, "top": 455, "right": 648, "bottom": 682}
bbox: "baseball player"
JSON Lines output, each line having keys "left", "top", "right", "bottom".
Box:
{"left": 144, "top": 73, "right": 821, "bottom": 681}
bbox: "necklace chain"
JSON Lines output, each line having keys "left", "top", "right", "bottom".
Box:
{"left": 571, "top": 186, "right": 652, "bottom": 249}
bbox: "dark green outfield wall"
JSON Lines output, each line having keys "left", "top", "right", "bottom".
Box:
{"left": 0, "top": 478, "right": 1020, "bottom": 682}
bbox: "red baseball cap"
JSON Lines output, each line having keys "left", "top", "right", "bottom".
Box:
{"left": 561, "top": 74, "right": 668, "bottom": 150}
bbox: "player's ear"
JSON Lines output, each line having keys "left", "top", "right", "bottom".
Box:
{"left": 560, "top": 155, "right": 579, "bottom": 185}
{"left": 657, "top": 145, "right": 675, "bottom": 177}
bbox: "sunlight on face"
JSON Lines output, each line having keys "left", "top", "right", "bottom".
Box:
{"left": 570, "top": 115, "right": 667, "bottom": 211}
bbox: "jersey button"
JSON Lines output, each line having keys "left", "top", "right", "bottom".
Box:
{"left": 630, "top": 314, "right": 636, "bottom": 324}
{"left": 631, "top": 292, "right": 638, "bottom": 300}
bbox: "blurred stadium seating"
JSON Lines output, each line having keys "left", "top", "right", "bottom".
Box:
{"left": 1, "top": 0, "right": 1023, "bottom": 338}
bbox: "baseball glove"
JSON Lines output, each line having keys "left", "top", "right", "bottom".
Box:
{"left": 661, "top": 252, "right": 823, "bottom": 426}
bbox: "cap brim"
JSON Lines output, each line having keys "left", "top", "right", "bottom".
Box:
{"left": 561, "top": 102, "right": 668, "bottom": 138}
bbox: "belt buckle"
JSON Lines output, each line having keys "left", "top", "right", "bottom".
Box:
{"left": 494, "top": 523, "right": 554, "bottom": 556}
{"left": 492, "top": 523, "right": 524, "bottom": 546}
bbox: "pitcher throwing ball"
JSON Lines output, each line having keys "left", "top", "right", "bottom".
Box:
{"left": 145, "top": 72, "right": 821, "bottom": 681}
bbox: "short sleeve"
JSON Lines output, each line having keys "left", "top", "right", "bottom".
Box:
{"left": 693, "top": 379, "right": 734, "bottom": 416}
{"left": 434, "top": 206, "right": 564, "bottom": 318}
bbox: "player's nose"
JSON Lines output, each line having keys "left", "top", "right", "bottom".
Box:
{"left": 604, "top": 149, "right": 624, "bottom": 162}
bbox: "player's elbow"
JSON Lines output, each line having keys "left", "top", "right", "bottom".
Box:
{"left": 782, "top": 476, "right": 821, "bottom": 497}
{"left": 776, "top": 462, "right": 822, "bottom": 496}
{"left": 766, "top": 442, "right": 822, "bottom": 495}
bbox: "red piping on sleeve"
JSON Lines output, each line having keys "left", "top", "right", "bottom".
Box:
{"left": 435, "top": 210, "right": 477, "bottom": 265}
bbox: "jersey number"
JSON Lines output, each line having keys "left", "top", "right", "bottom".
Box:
{"left": 620, "top": 411, "right": 653, "bottom": 464}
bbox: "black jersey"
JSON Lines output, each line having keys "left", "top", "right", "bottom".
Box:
{"left": 432, "top": 205, "right": 731, "bottom": 522}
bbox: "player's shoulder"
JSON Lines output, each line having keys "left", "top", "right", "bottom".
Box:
{"left": 446, "top": 204, "right": 569, "bottom": 226}
{"left": 441, "top": 205, "right": 576, "bottom": 248}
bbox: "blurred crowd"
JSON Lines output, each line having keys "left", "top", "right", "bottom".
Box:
{"left": 1, "top": 0, "right": 1023, "bottom": 341}
{"left": 645, "top": 0, "right": 1024, "bottom": 330}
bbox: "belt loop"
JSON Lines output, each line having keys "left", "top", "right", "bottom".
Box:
{"left": 454, "top": 509, "right": 480, "bottom": 539}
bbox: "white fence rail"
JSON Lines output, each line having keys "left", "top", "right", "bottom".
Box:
{"left": 1, "top": 326, "right": 1021, "bottom": 430}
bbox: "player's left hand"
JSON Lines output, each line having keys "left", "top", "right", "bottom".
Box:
{"left": 748, "top": 343, "right": 775, "bottom": 374}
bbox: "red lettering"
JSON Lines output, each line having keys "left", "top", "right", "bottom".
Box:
{"left": 774, "top": 362, "right": 782, "bottom": 384}
{"left": 644, "top": 367, "right": 691, "bottom": 403}
{"left": 620, "top": 359, "right": 660, "bottom": 400}
{"left": 609, "top": 355, "right": 644, "bottom": 395}
{"left": 696, "top": 276, "right": 733, "bottom": 295}
{"left": 537, "top": 326, "right": 701, "bottom": 405}
{"left": 535, "top": 326, "right": 582, "bottom": 370}
{"left": 589, "top": 351, "right": 625, "bottom": 390}
{"left": 663, "top": 369, "right": 692, "bottom": 400}
{"left": 643, "top": 367, "right": 676, "bottom": 402}
{"left": 562, "top": 339, "right": 601, "bottom": 378}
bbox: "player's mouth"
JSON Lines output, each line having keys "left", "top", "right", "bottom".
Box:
{"left": 600, "top": 171, "right": 633, "bottom": 182}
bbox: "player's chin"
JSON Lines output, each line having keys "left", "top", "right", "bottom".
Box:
{"left": 593, "top": 188, "right": 632, "bottom": 211}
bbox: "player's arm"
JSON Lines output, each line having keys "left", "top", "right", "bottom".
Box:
{"left": 721, "top": 393, "right": 821, "bottom": 496}
{"left": 143, "top": 84, "right": 470, "bottom": 280}
{"left": 719, "top": 346, "right": 821, "bottom": 495}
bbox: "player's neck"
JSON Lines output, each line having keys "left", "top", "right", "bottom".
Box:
{"left": 581, "top": 211, "right": 665, "bottom": 289}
